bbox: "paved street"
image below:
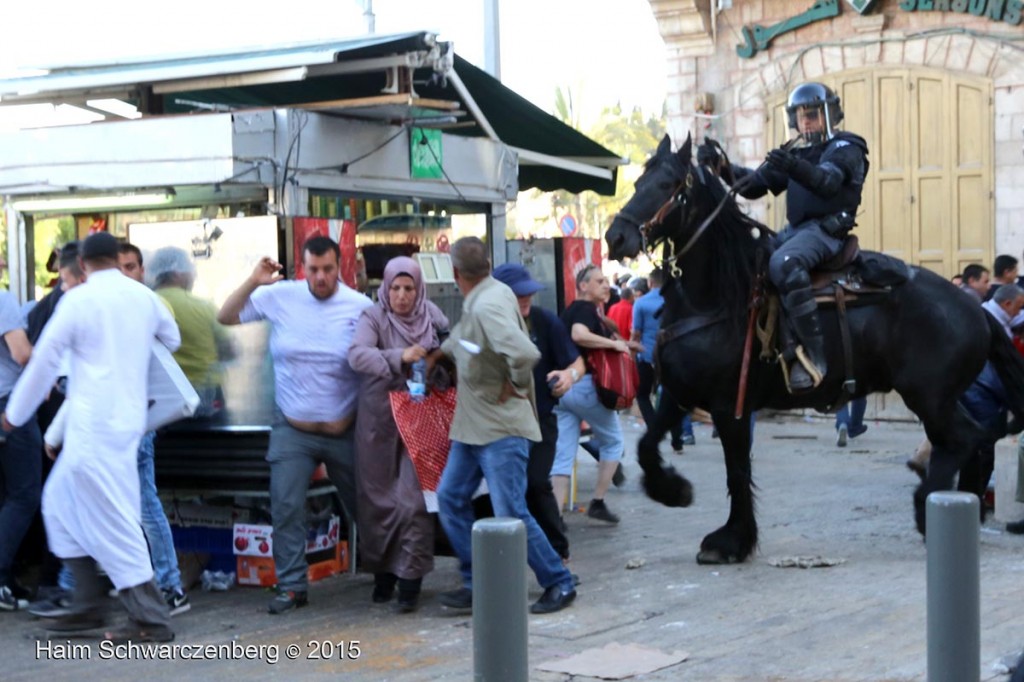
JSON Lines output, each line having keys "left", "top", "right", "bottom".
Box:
{"left": 3, "top": 414, "right": 1024, "bottom": 681}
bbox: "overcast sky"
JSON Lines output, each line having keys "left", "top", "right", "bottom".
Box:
{"left": 0, "top": 0, "right": 667, "bottom": 128}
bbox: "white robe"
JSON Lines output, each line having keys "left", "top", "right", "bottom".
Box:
{"left": 6, "top": 268, "right": 180, "bottom": 589}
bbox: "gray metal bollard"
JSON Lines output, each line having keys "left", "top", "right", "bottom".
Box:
{"left": 472, "top": 517, "right": 528, "bottom": 682}
{"left": 926, "top": 492, "right": 980, "bottom": 682}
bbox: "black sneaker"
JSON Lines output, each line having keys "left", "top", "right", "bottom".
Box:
{"left": 586, "top": 499, "right": 620, "bottom": 524}
{"left": 268, "top": 589, "right": 308, "bottom": 615}
{"left": 0, "top": 585, "right": 28, "bottom": 611}
{"left": 438, "top": 587, "right": 472, "bottom": 611}
{"left": 163, "top": 588, "right": 191, "bottom": 616}
{"left": 27, "top": 590, "right": 73, "bottom": 618}
{"left": 1007, "top": 519, "right": 1024, "bottom": 535}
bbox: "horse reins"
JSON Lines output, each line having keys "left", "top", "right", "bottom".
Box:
{"left": 642, "top": 136, "right": 802, "bottom": 272}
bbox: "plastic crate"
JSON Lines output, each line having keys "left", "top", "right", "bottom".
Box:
{"left": 171, "top": 525, "right": 236, "bottom": 573}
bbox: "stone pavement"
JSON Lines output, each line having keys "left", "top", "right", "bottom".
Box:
{"left": 4, "top": 414, "right": 1024, "bottom": 681}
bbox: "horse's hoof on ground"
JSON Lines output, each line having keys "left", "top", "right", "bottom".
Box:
{"left": 696, "top": 548, "right": 740, "bottom": 565}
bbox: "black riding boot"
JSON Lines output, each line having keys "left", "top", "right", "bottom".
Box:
{"left": 785, "top": 288, "right": 827, "bottom": 392}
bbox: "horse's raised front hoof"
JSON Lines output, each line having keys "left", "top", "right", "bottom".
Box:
{"left": 641, "top": 467, "right": 693, "bottom": 508}
{"left": 697, "top": 525, "right": 755, "bottom": 565}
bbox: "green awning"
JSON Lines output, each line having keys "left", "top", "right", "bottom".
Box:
{"left": 0, "top": 32, "right": 620, "bottom": 195}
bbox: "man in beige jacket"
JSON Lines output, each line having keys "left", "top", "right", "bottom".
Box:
{"left": 435, "top": 237, "right": 577, "bottom": 615}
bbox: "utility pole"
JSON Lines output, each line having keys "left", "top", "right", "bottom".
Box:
{"left": 362, "top": 0, "right": 375, "bottom": 35}
{"left": 483, "top": 0, "right": 501, "bottom": 80}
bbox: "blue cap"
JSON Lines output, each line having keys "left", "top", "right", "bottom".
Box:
{"left": 493, "top": 263, "right": 545, "bottom": 297}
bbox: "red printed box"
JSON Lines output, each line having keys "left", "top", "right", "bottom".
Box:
{"left": 237, "top": 541, "right": 348, "bottom": 587}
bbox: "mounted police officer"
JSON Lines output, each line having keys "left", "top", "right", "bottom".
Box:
{"left": 699, "top": 82, "right": 869, "bottom": 392}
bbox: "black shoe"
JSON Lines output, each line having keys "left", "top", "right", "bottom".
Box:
{"left": 439, "top": 587, "right": 472, "bottom": 611}
{"left": 587, "top": 498, "right": 620, "bottom": 524}
{"left": 395, "top": 578, "right": 421, "bottom": 614}
{"left": 46, "top": 611, "right": 106, "bottom": 632}
{"left": 1007, "top": 520, "right": 1024, "bottom": 535}
{"left": 571, "top": 573, "right": 581, "bottom": 587}
{"left": 836, "top": 424, "right": 848, "bottom": 447}
{"left": 372, "top": 573, "right": 397, "bottom": 604}
{"left": 848, "top": 424, "right": 868, "bottom": 439}
{"left": 612, "top": 463, "right": 626, "bottom": 487}
{"left": 27, "top": 590, "right": 73, "bottom": 618}
{"left": 530, "top": 584, "right": 577, "bottom": 614}
{"left": 268, "top": 589, "right": 308, "bottom": 615}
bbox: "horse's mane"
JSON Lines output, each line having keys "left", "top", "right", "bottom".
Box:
{"left": 682, "top": 170, "right": 775, "bottom": 318}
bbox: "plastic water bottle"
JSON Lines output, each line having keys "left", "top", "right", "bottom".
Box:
{"left": 410, "top": 358, "right": 427, "bottom": 402}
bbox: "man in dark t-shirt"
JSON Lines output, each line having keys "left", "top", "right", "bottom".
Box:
{"left": 552, "top": 265, "right": 640, "bottom": 524}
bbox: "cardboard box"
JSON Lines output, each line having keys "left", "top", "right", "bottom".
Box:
{"left": 232, "top": 523, "right": 274, "bottom": 557}
{"left": 232, "top": 516, "right": 340, "bottom": 557}
{"left": 236, "top": 541, "right": 348, "bottom": 587}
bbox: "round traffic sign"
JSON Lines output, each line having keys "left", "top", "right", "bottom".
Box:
{"left": 559, "top": 214, "right": 577, "bottom": 237}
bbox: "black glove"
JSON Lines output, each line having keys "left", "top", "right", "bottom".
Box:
{"left": 765, "top": 148, "right": 798, "bottom": 173}
{"left": 697, "top": 142, "right": 721, "bottom": 168}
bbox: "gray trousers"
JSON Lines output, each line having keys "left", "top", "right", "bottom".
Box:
{"left": 768, "top": 222, "right": 845, "bottom": 291}
{"left": 66, "top": 557, "right": 169, "bottom": 629}
{"left": 267, "top": 423, "right": 356, "bottom": 592}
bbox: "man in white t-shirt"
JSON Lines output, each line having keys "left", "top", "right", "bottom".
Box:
{"left": 218, "top": 236, "right": 371, "bottom": 614}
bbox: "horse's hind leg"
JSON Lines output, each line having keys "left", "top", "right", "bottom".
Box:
{"left": 915, "top": 403, "right": 984, "bottom": 534}
{"left": 638, "top": 392, "right": 693, "bottom": 508}
{"left": 697, "top": 410, "right": 757, "bottom": 564}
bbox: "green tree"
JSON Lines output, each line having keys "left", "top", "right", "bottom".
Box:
{"left": 532, "top": 92, "right": 666, "bottom": 241}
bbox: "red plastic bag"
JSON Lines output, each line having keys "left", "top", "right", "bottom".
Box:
{"left": 389, "top": 388, "right": 457, "bottom": 493}
{"left": 587, "top": 348, "right": 640, "bottom": 411}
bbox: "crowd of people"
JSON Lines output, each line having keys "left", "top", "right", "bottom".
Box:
{"left": 10, "top": 224, "right": 1022, "bottom": 645}
{"left": 2, "top": 231, "right": 687, "bottom": 641}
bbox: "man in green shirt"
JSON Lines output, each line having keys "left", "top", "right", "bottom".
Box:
{"left": 146, "top": 246, "right": 230, "bottom": 416}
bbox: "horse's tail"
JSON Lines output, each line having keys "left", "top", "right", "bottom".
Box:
{"left": 986, "top": 310, "right": 1024, "bottom": 423}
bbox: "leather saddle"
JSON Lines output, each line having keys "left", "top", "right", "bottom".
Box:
{"left": 809, "top": 235, "right": 898, "bottom": 302}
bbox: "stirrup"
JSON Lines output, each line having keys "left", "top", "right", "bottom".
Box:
{"left": 793, "top": 346, "right": 824, "bottom": 388}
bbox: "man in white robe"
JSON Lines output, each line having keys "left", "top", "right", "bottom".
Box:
{"left": 2, "top": 233, "right": 180, "bottom": 642}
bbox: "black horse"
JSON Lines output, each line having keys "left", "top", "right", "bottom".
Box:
{"left": 605, "top": 133, "right": 1024, "bottom": 564}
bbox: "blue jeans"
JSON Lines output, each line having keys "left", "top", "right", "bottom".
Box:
{"left": 0, "top": 396, "right": 42, "bottom": 586}
{"left": 552, "top": 375, "right": 624, "bottom": 477}
{"left": 437, "top": 437, "right": 573, "bottom": 592}
{"left": 137, "top": 431, "right": 182, "bottom": 592}
{"left": 835, "top": 398, "right": 867, "bottom": 434}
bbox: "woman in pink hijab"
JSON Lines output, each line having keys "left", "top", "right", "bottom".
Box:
{"left": 348, "top": 256, "right": 448, "bottom": 612}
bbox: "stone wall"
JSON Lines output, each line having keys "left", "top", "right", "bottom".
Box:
{"left": 651, "top": 0, "right": 1024, "bottom": 247}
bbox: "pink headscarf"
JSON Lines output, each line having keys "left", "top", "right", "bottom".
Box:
{"left": 378, "top": 256, "right": 436, "bottom": 348}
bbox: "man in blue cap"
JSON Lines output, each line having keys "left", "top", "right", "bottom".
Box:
{"left": 492, "top": 263, "right": 584, "bottom": 566}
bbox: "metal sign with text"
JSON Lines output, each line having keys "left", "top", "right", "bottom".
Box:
{"left": 737, "top": 0, "right": 1021, "bottom": 59}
